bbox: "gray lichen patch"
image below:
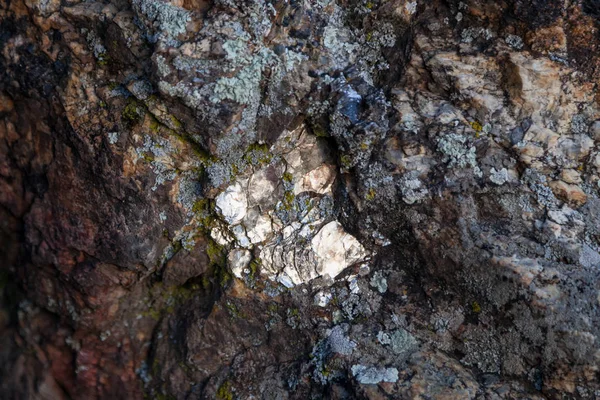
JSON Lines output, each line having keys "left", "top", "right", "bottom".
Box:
{"left": 327, "top": 325, "right": 357, "bottom": 356}
{"left": 133, "top": 0, "right": 190, "bottom": 38}
{"left": 505, "top": 34, "right": 524, "bottom": 50}
{"left": 322, "top": 6, "right": 359, "bottom": 70}
{"left": 108, "top": 131, "right": 119, "bottom": 144}
{"left": 437, "top": 133, "right": 481, "bottom": 176}
{"left": 211, "top": 47, "right": 277, "bottom": 104}
{"left": 351, "top": 365, "right": 399, "bottom": 384}
{"left": 134, "top": 134, "right": 181, "bottom": 191}
{"left": 489, "top": 167, "right": 510, "bottom": 185}
{"left": 388, "top": 329, "right": 418, "bottom": 355}
{"left": 369, "top": 271, "right": 387, "bottom": 294}
{"left": 399, "top": 177, "right": 428, "bottom": 204}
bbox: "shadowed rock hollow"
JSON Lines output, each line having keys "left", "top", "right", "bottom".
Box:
{"left": 2, "top": 0, "right": 600, "bottom": 399}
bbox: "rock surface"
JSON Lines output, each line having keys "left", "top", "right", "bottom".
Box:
{"left": 2, "top": 0, "right": 600, "bottom": 399}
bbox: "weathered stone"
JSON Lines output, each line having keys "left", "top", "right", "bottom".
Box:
{"left": 247, "top": 165, "right": 283, "bottom": 209}
{"left": 215, "top": 182, "right": 248, "bottom": 225}
{"left": 294, "top": 164, "right": 336, "bottom": 195}
{"left": 163, "top": 237, "right": 209, "bottom": 286}
{"left": 227, "top": 248, "right": 252, "bottom": 279}
{"left": 591, "top": 121, "right": 600, "bottom": 141}
{"left": 559, "top": 169, "right": 582, "bottom": 184}
{"left": 244, "top": 211, "right": 274, "bottom": 244}
{"left": 311, "top": 221, "right": 367, "bottom": 280}
{"left": 549, "top": 180, "right": 588, "bottom": 207}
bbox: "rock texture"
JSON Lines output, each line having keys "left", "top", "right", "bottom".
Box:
{"left": 2, "top": 0, "right": 600, "bottom": 399}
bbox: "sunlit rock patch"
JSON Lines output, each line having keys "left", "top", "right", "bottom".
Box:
{"left": 211, "top": 124, "right": 368, "bottom": 287}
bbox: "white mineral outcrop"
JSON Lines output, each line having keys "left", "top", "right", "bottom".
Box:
{"left": 227, "top": 248, "right": 252, "bottom": 279}
{"left": 311, "top": 221, "right": 367, "bottom": 280}
{"left": 215, "top": 182, "right": 248, "bottom": 225}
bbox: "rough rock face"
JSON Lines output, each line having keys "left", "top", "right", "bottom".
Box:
{"left": 2, "top": 0, "right": 600, "bottom": 399}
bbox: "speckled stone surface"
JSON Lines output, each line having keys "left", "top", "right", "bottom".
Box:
{"left": 2, "top": 0, "right": 600, "bottom": 399}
